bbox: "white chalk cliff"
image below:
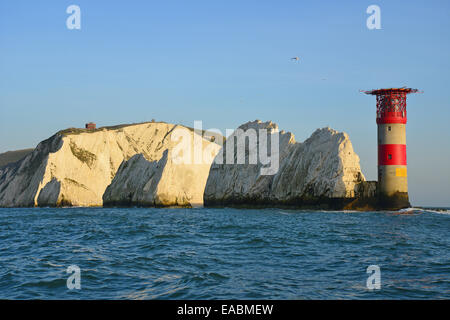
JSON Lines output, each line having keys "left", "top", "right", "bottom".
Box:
{"left": 204, "top": 120, "right": 369, "bottom": 208}
{"left": 0, "top": 122, "right": 221, "bottom": 207}
{"left": 103, "top": 133, "right": 221, "bottom": 207}
{"left": 0, "top": 120, "right": 374, "bottom": 209}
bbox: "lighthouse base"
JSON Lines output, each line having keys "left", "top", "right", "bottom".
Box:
{"left": 377, "top": 192, "right": 411, "bottom": 210}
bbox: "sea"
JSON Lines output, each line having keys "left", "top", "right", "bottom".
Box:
{"left": 0, "top": 207, "right": 448, "bottom": 299}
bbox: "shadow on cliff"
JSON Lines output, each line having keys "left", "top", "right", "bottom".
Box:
{"left": 0, "top": 134, "right": 64, "bottom": 207}
{"left": 102, "top": 150, "right": 168, "bottom": 207}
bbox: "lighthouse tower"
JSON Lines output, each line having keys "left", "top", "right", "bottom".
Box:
{"left": 364, "top": 88, "right": 418, "bottom": 209}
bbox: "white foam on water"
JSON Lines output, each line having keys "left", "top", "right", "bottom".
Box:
{"left": 399, "top": 207, "right": 421, "bottom": 212}
{"left": 426, "top": 209, "right": 450, "bottom": 215}
{"left": 401, "top": 207, "right": 450, "bottom": 215}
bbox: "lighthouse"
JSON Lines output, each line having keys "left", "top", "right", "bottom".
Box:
{"left": 363, "top": 88, "right": 418, "bottom": 209}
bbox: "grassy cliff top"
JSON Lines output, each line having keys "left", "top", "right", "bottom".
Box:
{"left": 57, "top": 121, "right": 167, "bottom": 136}
{"left": 57, "top": 121, "right": 225, "bottom": 143}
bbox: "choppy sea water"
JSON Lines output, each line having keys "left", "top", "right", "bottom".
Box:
{"left": 0, "top": 207, "right": 448, "bottom": 299}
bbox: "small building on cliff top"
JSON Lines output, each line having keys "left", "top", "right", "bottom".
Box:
{"left": 85, "top": 122, "right": 96, "bottom": 130}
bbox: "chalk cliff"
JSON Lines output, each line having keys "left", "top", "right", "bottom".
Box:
{"left": 0, "top": 122, "right": 221, "bottom": 207}
{"left": 103, "top": 133, "right": 221, "bottom": 207}
{"left": 0, "top": 120, "right": 375, "bottom": 209}
{"left": 204, "top": 120, "right": 373, "bottom": 209}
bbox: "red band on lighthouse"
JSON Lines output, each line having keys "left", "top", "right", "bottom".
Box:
{"left": 376, "top": 111, "right": 407, "bottom": 124}
{"left": 378, "top": 144, "right": 407, "bottom": 166}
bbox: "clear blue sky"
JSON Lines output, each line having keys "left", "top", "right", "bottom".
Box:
{"left": 1, "top": 0, "right": 449, "bottom": 206}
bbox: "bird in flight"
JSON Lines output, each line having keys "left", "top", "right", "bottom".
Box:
{"left": 291, "top": 57, "right": 300, "bottom": 62}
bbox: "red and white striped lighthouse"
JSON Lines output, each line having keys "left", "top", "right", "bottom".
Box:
{"left": 363, "top": 88, "right": 418, "bottom": 209}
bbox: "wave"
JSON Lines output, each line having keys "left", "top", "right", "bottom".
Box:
{"left": 400, "top": 207, "right": 450, "bottom": 215}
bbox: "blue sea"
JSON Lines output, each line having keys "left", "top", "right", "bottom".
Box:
{"left": 0, "top": 207, "right": 448, "bottom": 299}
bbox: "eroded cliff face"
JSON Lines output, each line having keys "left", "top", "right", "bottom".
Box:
{"left": 103, "top": 134, "right": 221, "bottom": 207}
{"left": 204, "top": 120, "right": 370, "bottom": 209}
{"left": 0, "top": 122, "right": 221, "bottom": 207}
{"left": 0, "top": 119, "right": 375, "bottom": 209}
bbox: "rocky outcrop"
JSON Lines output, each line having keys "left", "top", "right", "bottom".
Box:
{"left": 0, "top": 122, "right": 221, "bottom": 207}
{"left": 204, "top": 120, "right": 373, "bottom": 209}
{"left": 0, "top": 119, "right": 378, "bottom": 209}
{"left": 103, "top": 136, "right": 221, "bottom": 207}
